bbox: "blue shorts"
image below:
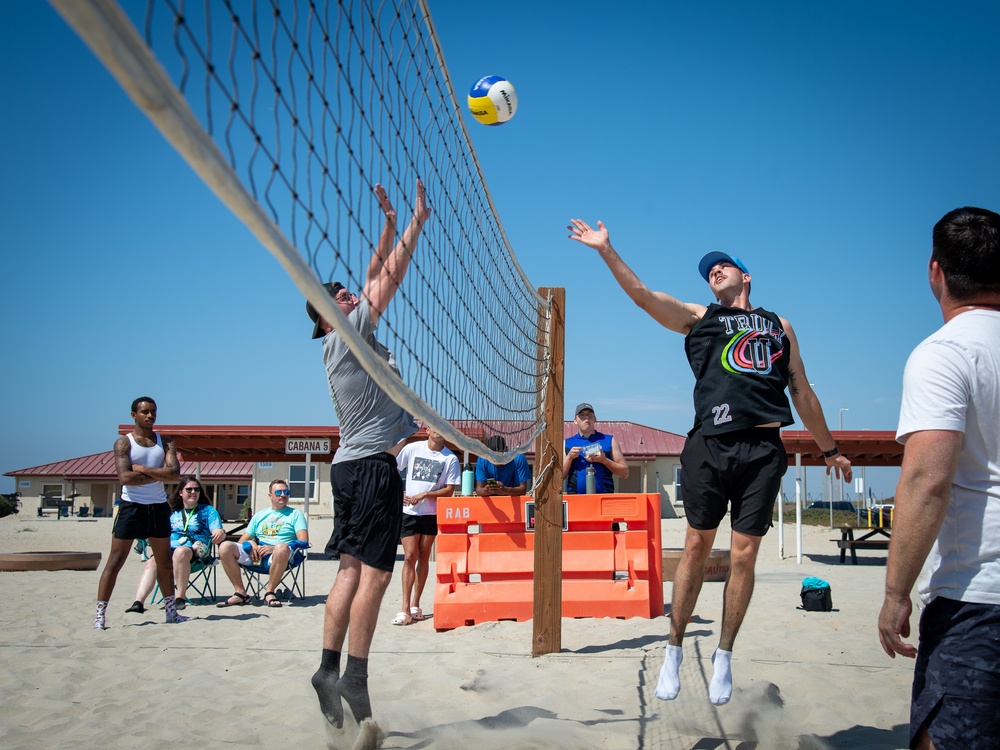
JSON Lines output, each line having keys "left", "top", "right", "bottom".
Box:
{"left": 911, "top": 596, "right": 1000, "bottom": 749}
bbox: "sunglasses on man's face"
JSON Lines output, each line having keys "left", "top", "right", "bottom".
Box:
{"left": 334, "top": 292, "right": 354, "bottom": 304}
{"left": 273, "top": 489, "right": 291, "bottom": 497}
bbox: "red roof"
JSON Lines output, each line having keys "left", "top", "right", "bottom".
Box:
{"left": 4, "top": 425, "right": 903, "bottom": 479}
{"left": 5, "top": 451, "right": 253, "bottom": 480}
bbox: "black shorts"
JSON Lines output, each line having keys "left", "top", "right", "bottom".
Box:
{"left": 679, "top": 426, "right": 786, "bottom": 536}
{"left": 330, "top": 453, "right": 404, "bottom": 572}
{"left": 113, "top": 500, "right": 171, "bottom": 540}
{"left": 911, "top": 596, "right": 1000, "bottom": 749}
{"left": 401, "top": 513, "right": 438, "bottom": 538}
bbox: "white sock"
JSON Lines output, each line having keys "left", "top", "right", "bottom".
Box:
{"left": 709, "top": 648, "right": 733, "bottom": 705}
{"left": 654, "top": 644, "right": 683, "bottom": 700}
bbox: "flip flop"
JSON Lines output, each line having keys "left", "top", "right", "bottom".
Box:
{"left": 391, "top": 611, "right": 411, "bottom": 626}
{"left": 216, "top": 592, "right": 251, "bottom": 608}
{"left": 409, "top": 606, "right": 424, "bottom": 621}
{"left": 264, "top": 592, "right": 283, "bottom": 608}
{"left": 175, "top": 597, "right": 188, "bottom": 610}
{"left": 125, "top": 600, "right": 145, "bottom": 614}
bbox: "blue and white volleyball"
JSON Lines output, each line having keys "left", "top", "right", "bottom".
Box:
{"left": 467, "top": 75, "right": 518, "bottom": 126}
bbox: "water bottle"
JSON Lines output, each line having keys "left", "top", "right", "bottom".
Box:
{"left": 585, "top": 464, "right": 596, "bottom": 494}
{"left": 461, "top": 463, "right": 475, "bottom": 496}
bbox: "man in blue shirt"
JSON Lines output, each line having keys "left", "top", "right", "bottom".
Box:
{"left": 562, "top": 403, "right": 629, "bottom": 494}
{"left": 475, "top": 435, "right": 532, "bottom": 496}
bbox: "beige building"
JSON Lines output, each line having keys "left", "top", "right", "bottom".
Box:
{"left": 5, "top": 421, "right": 688, "bottom": 520}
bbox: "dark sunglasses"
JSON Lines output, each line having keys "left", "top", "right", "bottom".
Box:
{"left": 182, "top": 487, "right": 200, "bottom": 493}
{"left": 273, "top": 489, "right": 291, "bottom": 497}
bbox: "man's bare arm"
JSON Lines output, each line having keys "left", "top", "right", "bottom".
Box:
{"left": 568, "top": 219, "right": 705, "bottom": 334}
{"left": 131, "top": 437, "right": 181, "bottom": 483}
{"left": 782, "top": 319, "right": 853, "bottom": 482}
{"left": 594, "top": 436, "right": 629, "bottom": 479}
{"left": 114, "top": 436, "right": 150, "bottom": 485}
{"left": 364, "top": 183, "right": 397, "bottom": 284}
{"left": 364, "top": 178, "right": 431, "bottom": 324}
{"left": 878, "top": 430, "right": 961, "bottom": 659}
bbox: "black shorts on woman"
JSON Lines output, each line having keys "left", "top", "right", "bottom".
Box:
{"left": 679, "top": 426, "right": 787, "bottom": 536}
{"left": 329, "top": 451, "right": 404, "bottom": 572}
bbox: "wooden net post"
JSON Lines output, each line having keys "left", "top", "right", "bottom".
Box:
{"left": 532, "top": 287, "right": 565, "bottom": 656}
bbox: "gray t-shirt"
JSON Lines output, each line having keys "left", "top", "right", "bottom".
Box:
{"left": 322, "top": 298, "right": 417, "bottom": 463}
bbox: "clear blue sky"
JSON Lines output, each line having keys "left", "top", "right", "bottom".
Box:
{"left": 2, "top": 1, "right": 999, "bottom": 500}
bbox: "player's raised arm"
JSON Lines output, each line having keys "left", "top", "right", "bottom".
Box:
{"left": 568, "top": 218, "right": 705, "bottom": 334}
{"left": 364, "top": 178, "right": 431, "bottom": 324}
{"left": 781, "top": 318, "right": 853, "bottom": 482}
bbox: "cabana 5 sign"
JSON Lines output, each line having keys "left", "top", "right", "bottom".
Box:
{"left": 285, "top": 439, "right": 332, "bottom": 454}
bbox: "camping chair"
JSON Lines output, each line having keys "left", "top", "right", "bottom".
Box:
{"left": 240, "top": 540, "right": 310, "bottom": 603}
{"left": 135, "top": 539, "right": 218, "bottom": 605}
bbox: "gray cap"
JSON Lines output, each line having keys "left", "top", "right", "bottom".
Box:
{"left": 574, "top": 402, "right": 595, "bottom": 416}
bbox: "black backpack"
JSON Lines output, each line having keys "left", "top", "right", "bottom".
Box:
{"left": 800, "top": 578, "right": 833, "bottom": 611}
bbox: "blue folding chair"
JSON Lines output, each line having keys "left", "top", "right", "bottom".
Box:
{"left": 240, "top": 540, "right": 310, "bottom": 603}
{"left": 135, "top": 539, "right": 218, "bottom": 605}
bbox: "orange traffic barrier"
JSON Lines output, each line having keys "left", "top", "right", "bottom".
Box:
{"left": 433, "top": 494, "right": 663, "bottom": 630}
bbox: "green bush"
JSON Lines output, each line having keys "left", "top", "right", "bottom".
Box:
{"left": 0, "top": 496, "right": 13, "bottom": 519}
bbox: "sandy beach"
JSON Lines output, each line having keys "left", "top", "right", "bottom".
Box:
{"left": 0, "top": 514, "right": 912, "bottom": 749}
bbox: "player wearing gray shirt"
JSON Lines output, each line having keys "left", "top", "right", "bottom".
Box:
{"left": 309, "top": 179, "right": 430, "bottom": 738}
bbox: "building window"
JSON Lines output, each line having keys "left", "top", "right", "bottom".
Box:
{"left": 288, "top": 465, "right": 318, "bottom": 501}
{"left": 42, "top": 483, "right": 64, "bottom": 507}
{"left": 236, "top": 485, "right": 250, "bottom": 505}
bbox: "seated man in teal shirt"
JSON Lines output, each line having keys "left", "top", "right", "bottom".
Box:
{"left": 475, "top": 435, "right": 532, "bottom": 496}
{"left": 217, "top": 479, "right": 309, "bottom": 608}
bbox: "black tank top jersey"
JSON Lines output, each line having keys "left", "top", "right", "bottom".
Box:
{"left": 684, "top": 303, "right": 794, "bottom": 435}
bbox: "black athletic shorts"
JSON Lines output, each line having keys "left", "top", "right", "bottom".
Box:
{"left": 330, "top": 452, "right": 404, "bottom": 572}
{"left": 679, "top": 426, "right": 786, "bottom": 536}
{"left": 112, "top": 500, "right": 171, "bottom": 540}
{"left": 911, "top": 596, "right": 1000, "bottom": 750}
{"left": 401, "top": 513, "right": 438, "bottom": 538}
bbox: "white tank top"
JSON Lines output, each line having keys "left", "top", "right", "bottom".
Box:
{"left": 120, "top": 433, "right": 168, "bottom": 505}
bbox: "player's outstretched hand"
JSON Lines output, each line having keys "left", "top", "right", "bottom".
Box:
{"left": 568, "top": 218, "right": 610, "bottom": 251}
{"left": 374, "top": 183, "right": 396, "bottom": 222}
{"left": 414, "top": 178, "right": 431, "bottom": 224}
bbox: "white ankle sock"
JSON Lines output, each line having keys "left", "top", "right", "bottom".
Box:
{"left": 709, "top": 648, "right": 733, "bottom": 705}
{"left": 654, "top": 644, "right": 683, "bottom": 700}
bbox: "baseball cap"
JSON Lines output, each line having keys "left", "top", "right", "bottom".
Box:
{"left": 698, "top": 251, "right": 749, "bottom": 282}
{"left": 575, "top": 402, "right": 595, "bottom": 417}
{"left": 306, "top": 282, "right": 345, "bottom": 339}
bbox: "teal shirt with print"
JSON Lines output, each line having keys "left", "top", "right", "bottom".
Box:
{"left": 247, "top": 507, "right": 308, "bottom": 545}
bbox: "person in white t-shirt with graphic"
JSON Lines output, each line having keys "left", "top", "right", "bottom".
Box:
{"left": 392, "top": 427, "right": 460, "bottom": 625}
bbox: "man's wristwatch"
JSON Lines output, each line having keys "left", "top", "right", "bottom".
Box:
{"left": 822, "top": 446, "right": 840, "bottom": 458}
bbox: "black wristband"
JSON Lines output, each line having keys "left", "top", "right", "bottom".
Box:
{"left": 822, "top": 446, "right": 840, "bottom": 458}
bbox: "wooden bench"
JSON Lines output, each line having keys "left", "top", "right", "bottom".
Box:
{"left": 833, "top": 526, "right": 891, "bottom": 564}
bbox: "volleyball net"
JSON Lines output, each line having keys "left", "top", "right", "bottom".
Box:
{"left": 50, "top": 0, "right": 552, "bottom": 464}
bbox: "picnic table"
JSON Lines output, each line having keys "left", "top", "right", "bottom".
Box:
{"left": 834, "top": 526, "right": 891, "bottom": 564}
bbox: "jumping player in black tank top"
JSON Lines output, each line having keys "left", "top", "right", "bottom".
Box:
{"left": 569, "top": 218, "right": 852, "bottom": 706}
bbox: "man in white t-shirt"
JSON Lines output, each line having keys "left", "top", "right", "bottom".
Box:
{"left": 878, "top": 206, "right": 1000, "bottom": 750}
{"left": 392, "top": 427, "right": 460, "bottom": 625}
